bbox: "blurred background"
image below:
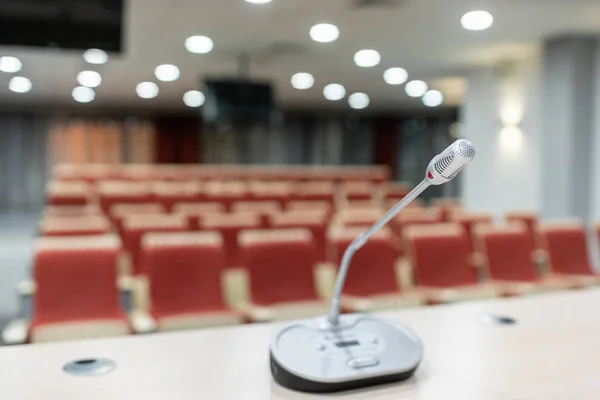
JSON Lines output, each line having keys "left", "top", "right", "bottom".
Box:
{"left": 2, "top": 0, "right": 600, "bottom": 345}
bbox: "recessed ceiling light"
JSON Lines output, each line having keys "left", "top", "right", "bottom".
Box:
{"left": 9, "top": 76, "right": 31, "bottom": 93}
{"left": 348, "top": 93, "right": 370, "bottom": 110}
{"left": 183, "top": 90, "right": 206, "bottom": 107}
{"left": 323, "top": 83, "right": 346, "bottom": 101}
{"left": 136, "top": 82, "right": 159, "bottom": 99}
{"left": 354, "top": 50, "right": 381, "bottom": 68}
{"left": 291, "top": 73, "right": 314, "bottom": 90}
{"left": 72, "top": 86, "right": 95, "bottom": 103}
{"left": 461, "top": 11, "right": 493, "bottom": 31}
{"left": 155, "top": 64, "right": 180, "bottom": 82}
{"left": 0, "top": 56, "right": 22, "bottom": 73}
{"left": 383, "top": 67, "right": 408, "bottom": 85}
{"left": 76, "top": 71, "right": 102, "bottom": 88}
{"left": 245, "top": 0, "right": 272, "bottom": 3}
{"left": 405, "top": 80, "right": 428, "bottom": 98}
{"left": 83, "top": 49, "right": 109, "bottom": 65}
{"left": 185, "top": 36, "right": 214, "bottom": 54}
{"left": 422, "top": 90, "right": 444, "bottom": 107}
{"left": 310, "top": 23, "right": 340, "bottom": 43}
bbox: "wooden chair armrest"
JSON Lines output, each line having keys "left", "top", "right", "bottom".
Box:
{"left": 17, "top": 280, "right": 37, "bottom": 296}
{"left": 130, "top": 310, "right": 157, "bottom": 334}
{"left": 118, "top": 276, "right": 135, "bottom": 313}
{"left": 1, "top": 319, "right": 29, "bottom": 345}
{"left": 532, "top": 249, "right": 548, "bottom": 264}
{"left": 17, "top": 281, "right": 36, "bottom": 319}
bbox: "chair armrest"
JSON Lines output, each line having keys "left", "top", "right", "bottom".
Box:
{"left": 129, "top": 310, "right": 157, "bottom": 334}
{"left": 118, "top": 276, "right": 134, "bottom": 313}
{"left": 532, "top": 249, "right": 549, "bottom": 276}
{"left": 242, "top": 305, "right": 274, "bottom": 323}
{"left": 1, "top": 319, "right": 29, "bottom": 345}
{"left": 340, "top": 296, "right": 372, "bottom": 312}
{"left": 17, "top": 280, "right": 36, "bottom": 319}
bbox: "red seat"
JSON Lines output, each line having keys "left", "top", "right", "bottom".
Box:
{"left": 109, "top": 202, "right": 166, "bottom": 233}
{"left": 341, "top": 181, "right": 374, "bottom": 201}
{"left": 449, "top": 212, "right": 493, "bottom": 252}
{"left": 294, "top": 182, "right": 336, "bottom": 204}
{"left": 142, "top": 232, "right": 243, "bottom": 330}
{"left": 231, "top": 201, "right": 282, "bottom": 228}
{"left": 391, "top": 208, "right": 444, "bottom": 236}
{"left": 249, "top": 181, "right": 294, "bottom": 208}
{"left": 151, "top": 181, "right": 203, "bottom": 211}
{"left": 41, "top": 215, "right": 111, "bottom": 236}
{"left": 121, "top": 214, "right": 190, "bottom": 275}
{"left": 335, "top": 208, "right": 382, "bottom": 228}
{"left": 270, "top": 211, "right": 329, "bottom": 262}
{"left": 384, "top": 182, "right": 412, "bottom": 199}
{"left": 98, "top": 181, "right": 153, "bottom": 214}
{"left": 46, "top": 181, "right": 91, "bottom": 206}
{"left": 30, "top": 235, "right": 129, "bottom": 343}
{"left": 43, "top": 204, "right": 101, "bottom": 218}
{"left": 200, "top": 212, "right": 262, "bottom": 269}
{"left": 286, "top": 200, "right": 332, "bottom": 216}
{"left": 204, "top": 181, "right": 249, "bottom": 211}
{"left": 506, "top": 212, "right": 539, "bottom": 247}
{"left": 172, "top": 202, "right": 226, "bottom": 229}
{"left": 540, "top": 222, "right": 598, "bottom": 278}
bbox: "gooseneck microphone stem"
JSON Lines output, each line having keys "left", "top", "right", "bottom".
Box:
{"left": 327, "top": 180, "right": 431, "bottom": 326}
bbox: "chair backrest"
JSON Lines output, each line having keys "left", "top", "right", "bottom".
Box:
{"left": 151, "top": 181, "right": 203, "bottom": 211}
{"left": 43, "top": 204, "right": 101, "bottom": 218}
{"left": 384, "top": 182, "right": 412, "bottom": 199}
{"left": 335, "top": 208, "right": 382, "bottom": 228}
{"left": 270, "top": 211, "right": 329, "bottom": 262}
{"left": 142, "top": 232, "right": 227, "bottom": 317}
{"left": 201, "top": 212, "right": 262, "bottom": 268}
{"left": 341, "top": 181, "right": 374, "bottom": 201}
{"left": 46, "top": 181, "right": 91, "bottom": 206}
{"left": 392, "top": 208, "right": 444, "bottom": 235}
{"left": 249, "top": 182, "right": 295, "bottom": 207}
{"left": 204, "top": 181, "right": 249, "bottom": 210}
{"left": 473, "top": 222, "right": 539, "bottom": 282}
{"left": 232, "top": 201, "right": 281, "bottom": 228}
{"left": 41, "top": 215, "right": 111, "bottom": 236}
{"left": 97, "top": 181, "right": 152, "bottom": 214}
{"left": 33, "top": 235, "right": 122, "bottom": 324}
{"left": 172, "top": 202, "right": 226, "bottom": 229}
{"left": 286, "top": 200, "right": 332, "bottom": 216}
{"left": 109, "top": 202, "right": 166, "bottom": 232}
{"left": 506, "top": 212, "right": 538, "bottom": 246}
{"left": 404, "top": 223, "right": 476, "bottom": 288}
{"left": 539, "top": 221, "right": 594, "bottom": 275}
{"left": 329, "top": 227, "right": 399, "bottom": 297}
{"left": 121, "top": 214, "right": 190, "bottom": 275}
{"left": 449, "top": 212, "right": 493, "bottom": 251}
{"left": 239, "top": 229, "right": 319, "bottom": 305}
{"left": 294, "top": 182, "right": 336, "bottom": 203}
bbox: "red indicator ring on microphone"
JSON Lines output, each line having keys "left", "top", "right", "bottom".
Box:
{"left": 427, "top": 171, "right": 433, "bottom": 179}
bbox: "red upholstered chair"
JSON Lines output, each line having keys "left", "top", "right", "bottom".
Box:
{"left": 41, "top": 215, "right": 111, "bottom": 237}
{"left": 239, "top": 228, "right": 329, "bottom": 321}
{"left": 270, "top": 210, "right": 329, "bottom": 262}
{"left": 384, "top": 182, "right": 412, "bottom": 200}
{"left": 151, "top": 181, "right": 203, "bottom": 211}
{"left": 249, "top": 181, "right": 295, "bottom": 208}
{"left": 43, "top": 204, "right": 101, "bottom": 218}
{"left": 28, "top": 235, "right": 130, "bottom": 343}
{"left": 404, "top": 223, "right": 501, "bottom": 304}
{"left": 334, "top": 208, "right": 382, "bottom": 228}
{"left": 172, "top": 202, "right": 226, "bottom": 229}
{"left": 135, "top": 232, "right": 244, "bottom": 331}
{"left": 204, "top": 181, "right": 249, "bottom": 211}
{"left": 286, "top": 200, "right": 332, "bottom": 216}
{"left": 294, "top": 181, "right": 336, "bottom": 204}
{"left": 340, "top": 200, "right": 382, "bottom": 211}
{"left": 506, "top": 211, "right": 539, "bottom": 247}
{"left": 121, "top": 214, "right": 190, "bottom": 276}
{"left": 98, "top": 181, "right": 153, "bottom": 214}
{"left": 53, "top": 164, "right": 113, "bottom": 183}
{"left": 109, "top": 203, "right": 166, "bottom": 234}
{"left": 387, "top": 197, "right": 424, "bottom": 210}
{"left": 341, "top": 181, "right": 374, "bottom": 201}
{"left": 538, "top": 222, "right": 600, "bottom": 287}
{"left": 391, "top": 208, "right": 444, "bottom": 236}
{"left": 329, "top": 227, "right": 423, "bottom": 312}
{"left": 232, "top": 201, "right": 281, "bottom": 228}
{"left": 473, "top": 223, "right": 573, "bottom": 296}
{"left": 449, "top": 212, "right": 493, "bottom": 252}
{"left": 46, "top": 181, "right": 91, "bottom": 206}
{"left": 200, "top": 212, "right": 262, "bottom": 269}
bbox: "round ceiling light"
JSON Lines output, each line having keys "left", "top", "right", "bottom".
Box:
{"left": 0, "top": 56, "right": 22, "bottom": 73}
{"left": 183, "top": 90, "right": 206, "bottom": 107}
{"left": 354, "top": 49, "right": 381, "bottom": 68}
{"left": 405, "top": 80, "right": 428, "bottom": 98}
{"left": 72, "top": 86, "right": 95, "bottom": 103}
{"left": 136, "top": 82, "right": 159, "bottom": 99}
{"left": 155, "top": 64, "right": 180, "bottom": 82}
{"left": 383, "top": 67, "right": 408, "bottom": 85}
{"left": 83, "top": 49, "right": 109, "bottom": 65}
{"left": 323, "top": 83, "right": 346, "bottom": 101}
{"left": 461, "top": 11, "right": 494, "bottom": 31}
{"left": 9, "top": 76, "right": 32, "bottom": 93}
{"left": 348, "top": 92, "right": 370, "bottom": 110}
{"left": 310, "top": 23, "right": 340, "bottom": 43}
{"left": 422, "top": 90, "right": 444, "bottom": 107}
{"left": 76, "top": 71, "right": 102, "bottom": 88}
{"left": 185, "top": 36, "right": 214, "bottom": 54}
{"left": 291, "top": 73, "right": 315, "bottom": 90}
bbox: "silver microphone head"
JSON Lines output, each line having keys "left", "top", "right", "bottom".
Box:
{"left": 425, "top": 139, "right": 475, "bottom": 185}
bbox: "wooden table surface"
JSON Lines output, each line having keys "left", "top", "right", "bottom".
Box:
{"left": 2, "top": 289, "right": 600, "bottom": 400}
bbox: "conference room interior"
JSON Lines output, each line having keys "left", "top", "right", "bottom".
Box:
{"left": 2, "top": 0, "right": 600, "bottom": 398}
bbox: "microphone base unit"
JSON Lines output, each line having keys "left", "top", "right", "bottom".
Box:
{"left": 269, "top": 313, "right": 423, "bottom": 393}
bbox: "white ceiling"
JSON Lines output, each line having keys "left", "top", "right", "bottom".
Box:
{"left": 1, "top": 0, "right": 600, "bottom": 112}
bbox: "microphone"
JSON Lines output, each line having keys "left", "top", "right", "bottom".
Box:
{"left": 327, "top": 139, "right": 475, "bottom": 326}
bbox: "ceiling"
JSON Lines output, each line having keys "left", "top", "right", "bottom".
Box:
{"left": 1, "top": 0, "right": 600, "bottom": 112}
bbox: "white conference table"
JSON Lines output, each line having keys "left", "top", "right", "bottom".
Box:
{"left": 3, "top": 289, "right": 600, "bottom": 400}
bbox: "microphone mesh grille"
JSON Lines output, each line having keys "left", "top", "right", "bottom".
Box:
{"left": 434, "top": 154, "right": 454, "bottom": 174}
{"left": 458, "top": 140, "right": 475, "bottom": 157}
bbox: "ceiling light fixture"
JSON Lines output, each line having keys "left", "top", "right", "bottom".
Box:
{"left": 383, "top": 67, "right": 408, "bottom": 85}
{"left": 461, "top": 10, "right": 494, "bottom": 31}
{"left": 354, "top": 49, "right": 381, "bottom": 68}
{"left": 348, "top": 92, "right": 370, "bottom": 110}
{"left": 72, "top": 86, "right": 95, "bottom": 103}
{"left": 405, "top": 80, "right": 428, "bottom": 98}
{"left": 136, "top": 82, "right": 159, "bottom": 99}
{"left": 310, "top": 23, "right": 340, "bottom": 43}
{"left": 183, "top": 90, "right": 206, "bottom": 107}
{"left": 0, "top": 56, "right": 22, "bottom": 73}
{"left": 76, "top": 71, "right": 102, "bottom": 88}
{"left": 245, "top": 0, "right": 273, "bottom": 3}
{"left": 83, "top": 49, "right": 109, "bottom": 65}
{"left": 323, "top": 83, "right": 346, "bottom": 101}
{"left": 422, "top": 90, "right": 444, "bottom": 107}
{"left": 185, "top": 36, "right": 214, "bottom": 54}
{"left": 291, "top": 73, "right": 315, "bottom": 90}
{"left": 155, "top": 64, "right": 180, "bottom": 82}
{"left": 9, "top": 76, "right": 32, "bottom": 93}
